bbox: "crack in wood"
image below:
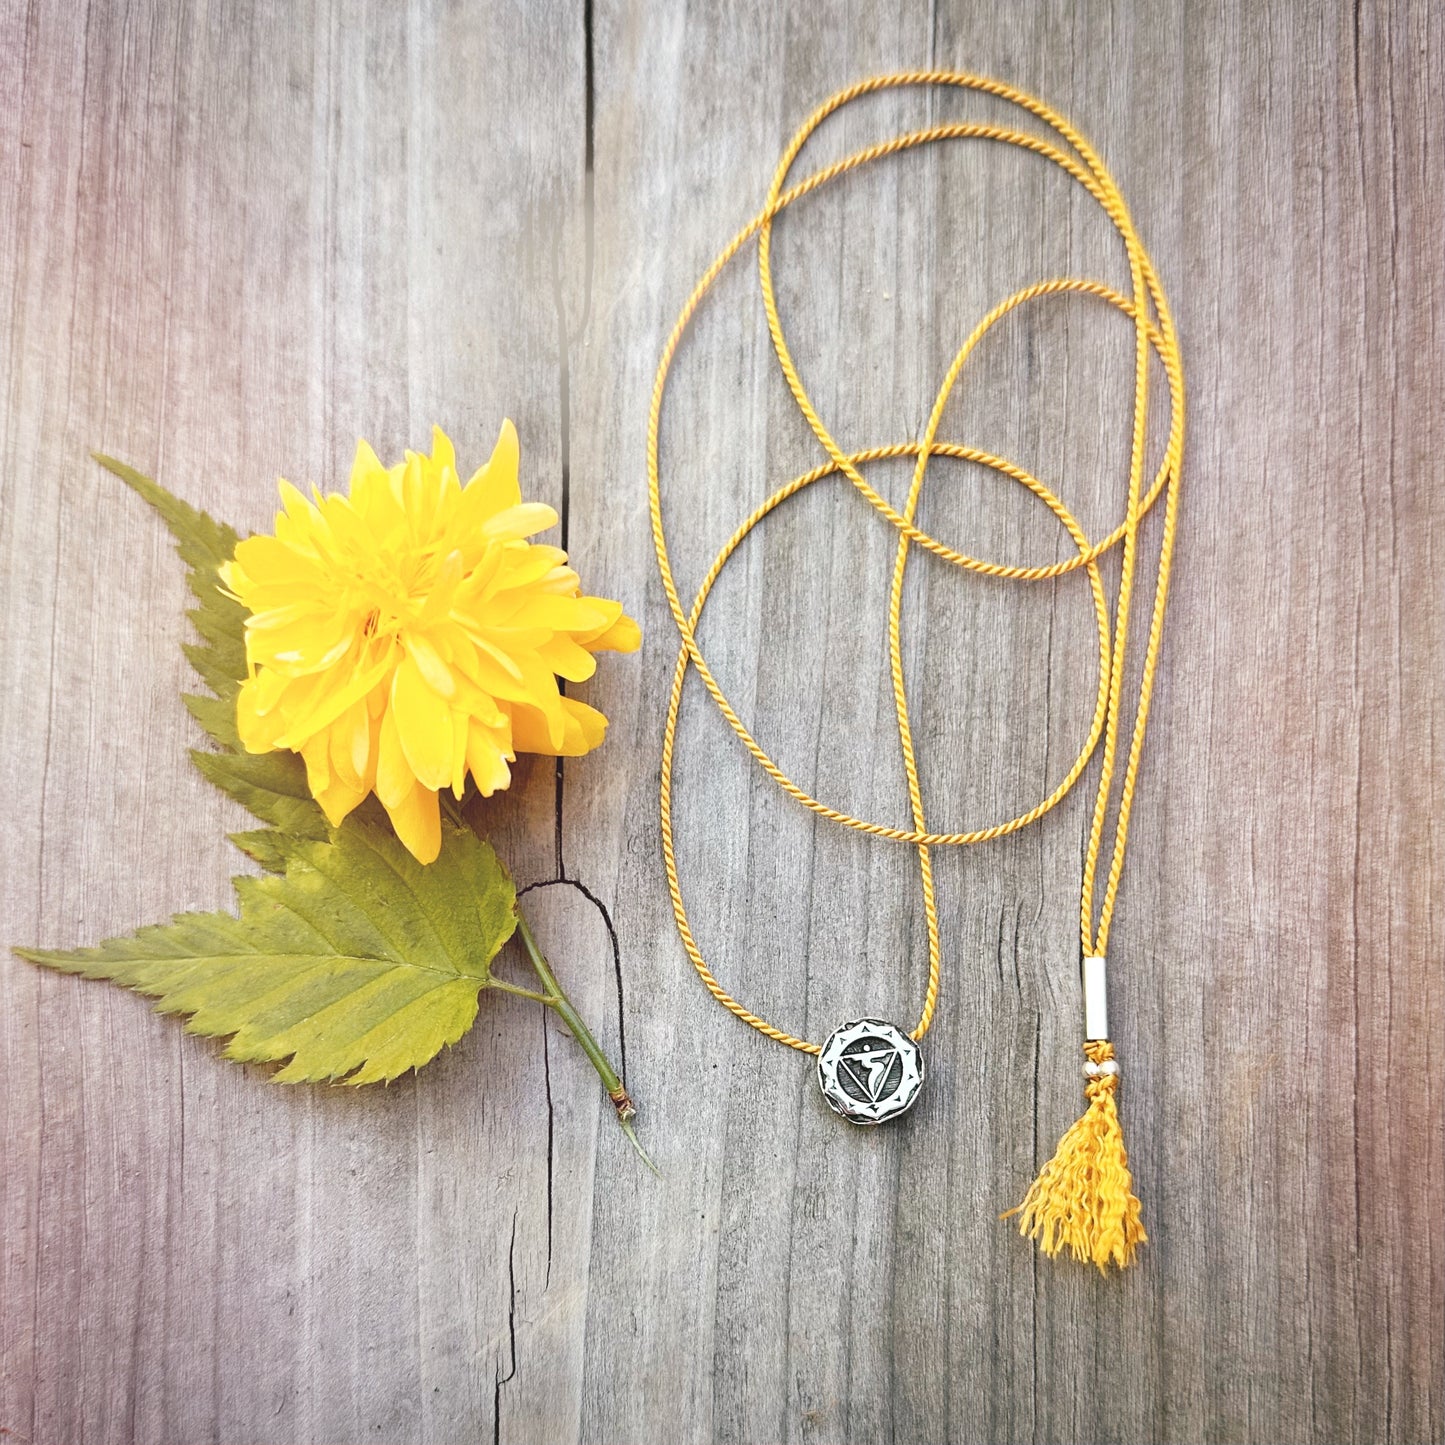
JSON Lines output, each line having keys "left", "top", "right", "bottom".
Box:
{"left": 493, "top": 1209, "right": 519, "bottom": 1445}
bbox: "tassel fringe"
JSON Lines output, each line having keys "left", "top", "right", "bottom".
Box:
{"left": 1007, "top": 1040, "right": 1146, "bottom": 1271}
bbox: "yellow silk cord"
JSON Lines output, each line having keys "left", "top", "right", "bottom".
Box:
{"left": 647, "top": 74, "right": 1182, "bottom": 1263}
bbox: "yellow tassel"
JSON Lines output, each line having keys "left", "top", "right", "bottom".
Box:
{"left": 1006, "top": 1040, "right": 1146, "bottom": 1271}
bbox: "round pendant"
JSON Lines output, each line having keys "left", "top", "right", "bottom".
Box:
{"left": 816, "top": 1018, "right": 924, "bottom": 1124}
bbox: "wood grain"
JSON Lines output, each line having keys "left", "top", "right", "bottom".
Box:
{"left": 1, "top": 2, "right": 1439, "bottom": 1442}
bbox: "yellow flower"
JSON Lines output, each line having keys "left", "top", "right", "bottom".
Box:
{"left": 220, "top": 423, "right": 640, "bottom": 863}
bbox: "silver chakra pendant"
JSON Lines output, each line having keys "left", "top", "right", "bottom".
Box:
{"left": 816, "top": 1018, "right": 924, "bottom": 1124}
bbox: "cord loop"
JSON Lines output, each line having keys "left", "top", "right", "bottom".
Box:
{"left": 650, "top": 73, "right": 1184, "bottom": 1052}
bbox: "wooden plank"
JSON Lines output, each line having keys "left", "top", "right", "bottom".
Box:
{"left": 1, "top": 1, "right": 1440, "bottom": 1443}
{"left": 0, "top": 3, "right": 591, "bottom": 1442}
{"left": 572, "top": 2, "right": 1442, "bottom": 1443}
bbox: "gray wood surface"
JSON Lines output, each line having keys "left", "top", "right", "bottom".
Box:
{"left": 2, "top": 3, "right": 1440, "bottom": 1442}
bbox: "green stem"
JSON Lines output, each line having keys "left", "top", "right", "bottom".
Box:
{"left": 513, "top": 908, "right": 658, "bottom": 1175}
{"left": 487, "top": 976, "right": 554, "bottom": 1005}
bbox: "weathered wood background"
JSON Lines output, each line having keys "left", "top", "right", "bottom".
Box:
{"left": 2, "top": 2, "right": 1440, "bottom": 1442}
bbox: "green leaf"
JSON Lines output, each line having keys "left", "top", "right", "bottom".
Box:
{"left": 228, "top": 828, "right": 294, "bottom": 873}
{"left": 190, "top": 749, "right": 329, "bottom": 840}
{"left": 18, "top": 813, "right": 518, "bottom": 1084}
{"left": 94, "top": 451, "right": 321, "bottom": 830}
{"left": 94, "top": 452, "right": 248, "bottom": 705}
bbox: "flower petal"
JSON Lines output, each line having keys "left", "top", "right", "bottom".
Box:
{"left": 473, "top": 419, "right": 520, "bottom": 508}
{"left": 315, "top": 772, "right": 367, "bottom": 828}
{"left": 273, "top": 645, "right": 397, "bottom": 751}
{"left": 300, "top": 734, "right": 332, "bottom": 799}
{"left": 582, "top": 610, "right": 642, "bottom": 654}
{"left": 481, "top": 503, "right": 559, "bottom": 543}
{"left": 430, "top": 426, "right": 456, "bottom": 481}
{"left": 416, "top": 550, "right": 465, "bottom": 627}
{"left": 375, "top": 706, "right": 414, "bottom": 810}
{"left": 450, "top": 706, "right": 469, "bottom": 798}
{"left": 390, "top": 654, "right": 454, "bottom": 791}
{"left": 451, "top": 419, "right": 522, "bottom": 540}
{"left": 466, "top": 721, "right": 513, "bottom": 795}
{"left": 508, "top": 696, "right": 607, "bottom": 757}
{"left": 559, "top": 697, "right": 608, "bottom": 753}
{"left": 405, "top": 632, "right": 457, "bottom": 699}
{"left": 350, "top": 437, "right": 391, "bottom": 498}
{"left": 236, "top": 676, "right": 289, "bottom": 753}
{"left": 328, "top": 700, "right": 372, "bottom": 792}
{"left": 383, "top": 780, "right": 441, "bottom": 864}
{"left": 537, "top": 636, "right": 598, "bottom": 683}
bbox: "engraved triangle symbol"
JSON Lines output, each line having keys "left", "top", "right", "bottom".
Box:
{"left": 842, "top": 1043, "right": 900, "bottom": 1102}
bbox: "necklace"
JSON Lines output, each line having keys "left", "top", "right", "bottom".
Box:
{"left": 647, "top": 73, "right": 1183, "bottom": 1270}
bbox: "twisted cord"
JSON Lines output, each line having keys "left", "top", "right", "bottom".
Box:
{"left": 650, "top": 72, "right": 1185, "bottom": 1051}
